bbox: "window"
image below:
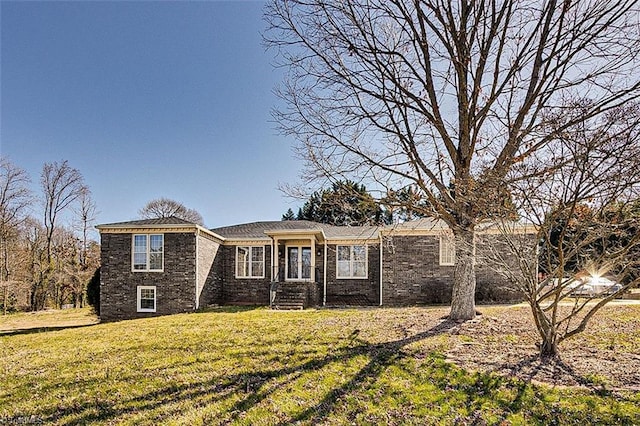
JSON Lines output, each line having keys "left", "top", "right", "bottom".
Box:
{"left": 337, "top": 245, "right": 367, "bottom": 278}
{"left": 286, "top": 246, "right": 312, "bottom": 280}
{"left": 439, "top": 234, "right": 456, "bottom": 266}
{"left": 137, "top": 286, "right": 156, "bottom": 312}
{"left": 236, "top": 246, "right": 265, "bottom": 278}
{"left": 132, "top": 234, "right": 164, "bottom": 271}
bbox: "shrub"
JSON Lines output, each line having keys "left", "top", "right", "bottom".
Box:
{"left": 86, "top": 267, "right": 100, "bottom": 315}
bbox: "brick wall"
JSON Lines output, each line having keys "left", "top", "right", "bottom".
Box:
{"left": 221, "top": 244, "right": 272, "bottom": 305}
{"left": 196, "top": 232, "right": 223, "bottom": 308}
{"left": 100, "top": 232, "right": 197, "bottom": 321}
{"left": 382, "top": 235, "right": 453, "bottom": 305}
{"left": 475, "top": 233, "right": 528, "bottom": 302}
{"left": 324, "top": 243, "right": 380, "bottom": 305}
{"left": 381, "top": 234, "right": 527, "bottom": 305}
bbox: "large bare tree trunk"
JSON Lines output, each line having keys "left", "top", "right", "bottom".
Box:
{"left": 2, "top": 284, "right": 7, "bottom": 316}
{"left": 449, "top": 228, "right": 476, "bottom": 320}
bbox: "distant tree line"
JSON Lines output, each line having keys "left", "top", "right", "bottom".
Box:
{"left": 0, "top": 157, "right": 100, "bottom": 314}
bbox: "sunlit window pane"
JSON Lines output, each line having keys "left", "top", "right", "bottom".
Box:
{"left": 337, "top": 245, "right": 367, "bottom": 278}
{"left": 288, "top": 247, "right": 299, "bottom": 279}
{"left": 132, "top": 235, "right": 164, "bottom": 271}
{"left": 237, "top": 246, "right": 264, "bottom": 278}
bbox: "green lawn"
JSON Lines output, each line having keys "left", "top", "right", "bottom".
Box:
{"left": 1, "top": 307, "right": 638, "bottom": 425}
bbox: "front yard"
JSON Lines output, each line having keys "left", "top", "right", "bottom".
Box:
{"left": 1, "top": 305, "right": 638, "bottom": 425}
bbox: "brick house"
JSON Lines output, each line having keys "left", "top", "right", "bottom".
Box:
{"left": 96, "top": 216, "right": 532, "bottom": 321}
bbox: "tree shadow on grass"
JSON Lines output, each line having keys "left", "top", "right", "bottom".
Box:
{"left": 282, "top": 319, "right": 460, "bottom": 424}
{"left": 16, "top": 319, "right": 456, "bottom": 425}
{"left": 503, "top": 354, "right": 621, "bottom": 395}
{"left": 0, "top": 323, "right": 97, "bottom": 337}
{"left": 13, "top": 318, "right": 636, "bottom": 425}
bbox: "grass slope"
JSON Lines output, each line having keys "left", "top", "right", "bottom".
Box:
{"left": 1, "top": 307, "right": 638, "bottom": 425}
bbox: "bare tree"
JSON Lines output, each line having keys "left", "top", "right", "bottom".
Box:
{"left": 74, "top": 187, "right": 98, "bottom": 270}
{"left": 0, "top": 158, "right": 32, "bottom": 314}
{"left": 40, "top": 161, "right": 85, "bottom": 309}
{"left": 69, "top": 188, "right": 99, "bottom": 308}
{"left": 24, "top": 217, "right": 48, "bottom": 311}
{"left": 265, "top": 1, "right": 640, "bottom": 319}
{"left": 139, "top": 197, "right": 204, "bottom": 226}
{"left": 485, "top": 105, "right": 640, "bottom": 358}
{"left": 46, "top": 225, "right": 100, "bottom": 309}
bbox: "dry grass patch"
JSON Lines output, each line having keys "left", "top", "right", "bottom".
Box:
{"left": 0, "top": 307, "right": 98, "bottom": 335}
{"left": 449, "top": 304, "right": 640, "bottom": 391}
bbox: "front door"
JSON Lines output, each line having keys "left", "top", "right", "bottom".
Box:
{"left": 287, "top": 246, "right": 312, "bottom": 280}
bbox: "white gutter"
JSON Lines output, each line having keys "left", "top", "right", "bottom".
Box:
{"left": 323, "top": 242, "right": 327, "bottom": 306}
{"left": 270, "top": 236, "right": 275, "bottom": 283}
{"left": 95, "top": 223, "right": 225, "bottom": 243}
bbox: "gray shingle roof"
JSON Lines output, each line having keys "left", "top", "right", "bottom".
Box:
{"left": 97, "top": 216, "right": 197, "bottom": 228}
{"left": 382, "top": 217, "right": 446, "bottom": 231}
{"left": 211, "top": 221, "right": 322, "bottom": 239}
{"left": 98, "top": 213, "right": 533, "bottom": 241}
{"left": 322, "top": 224, "right": 380, "bottom": 239}
{"left": 211, "top": 220, "right": 380, "bottom": 240}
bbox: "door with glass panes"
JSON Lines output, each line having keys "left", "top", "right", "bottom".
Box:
{"left": 286, "top": 246, "right": 312, "bottom": 280}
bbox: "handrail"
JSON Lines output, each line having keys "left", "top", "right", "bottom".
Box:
{"left": 269, "top": 281, "right": 279, "bottom": 306}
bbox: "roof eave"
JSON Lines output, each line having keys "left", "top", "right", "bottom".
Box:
{"left": 264, "top": 228, "right": 326, "bottom": 242}
{"left": 95, "top": 223, "right": 226, "bottom": 242}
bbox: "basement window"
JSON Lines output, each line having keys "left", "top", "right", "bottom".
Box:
{"left": 137, "top": 286, "right": 156, "bottom": 312}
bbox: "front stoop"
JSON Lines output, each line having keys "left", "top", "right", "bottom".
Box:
{"left": 271, "top": 282, "right": 319, "bottom": 310}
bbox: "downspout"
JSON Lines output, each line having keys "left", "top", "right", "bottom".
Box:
{"left": 270, "top": 236, "right": 275, "bottom": 308}
{"left": 379, "top": 230, "right": 383, "bottom": 306}
{"left": 323, "top": 238, "right": 328, "bottom": 307}
{"left": 270, "top": 236, "right": 275, "bottom": 283}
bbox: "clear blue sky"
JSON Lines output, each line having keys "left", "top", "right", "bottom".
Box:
{"left": 1, "top": 0, "right": 303, "bottom": 228}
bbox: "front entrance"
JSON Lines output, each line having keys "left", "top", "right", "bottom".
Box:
{"left": 286, "top": 246, "right": 312, "bottom": 280}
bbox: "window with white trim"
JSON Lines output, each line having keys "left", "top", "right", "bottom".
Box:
{"left": 439, "top": 234, "right": 456, "bottom": 266}
{"left": 137, "top": 286, "right": 156, "bottom": 312}
{"left": 236, "top": 246, "right": 265, "bottom": 278}
{"left": 337, "top": 245, "right": 367, "bottom": 278}
{"left": 132, "top": 234, "right": 164, "bottom": 271}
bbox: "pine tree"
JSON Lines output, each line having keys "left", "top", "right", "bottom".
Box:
{"left": 295, "top": 180, "right": 390, "bottom": 226}
{"left": 281, "top": 208, "right": 296, "bottom": 221}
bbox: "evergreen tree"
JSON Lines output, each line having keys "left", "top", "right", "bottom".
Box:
{"left": 281, "top": 208, "right": 296, "bottom": 221}
{"left": 295, "top": 180, "right": 390, "bottom": 226}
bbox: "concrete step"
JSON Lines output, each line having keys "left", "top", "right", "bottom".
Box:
{"left": 273, "top": 296, "right": 306, "bottom": 302}
{"left": 277, "top": 294, "right": 306, "bottom": 300}
{"left": 272, "top": 303, "right": 304, "bottom": 310}
{"left": 272, "top": 283, "right": 309, "bottom": 310}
